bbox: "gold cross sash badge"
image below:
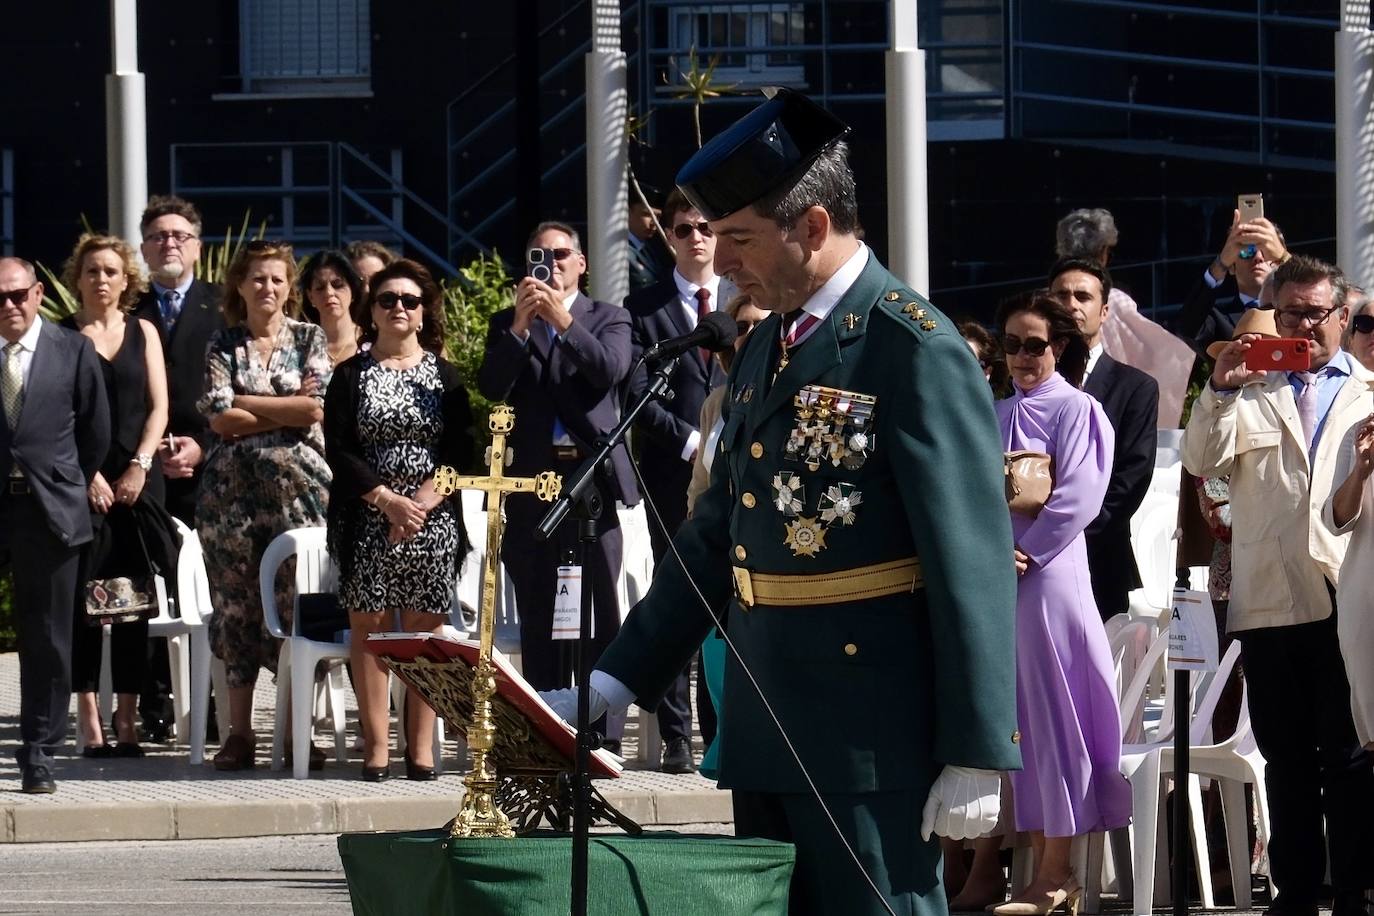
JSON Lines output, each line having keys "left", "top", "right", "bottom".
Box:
{"left": 431, "top": 404, "right": 562, "bottom": 838}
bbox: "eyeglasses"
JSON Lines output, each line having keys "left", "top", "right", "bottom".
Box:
{"left": 999, "top": 335, "right": 1052, "bottom": 357}
{"left": 1352, "top": 314, "right": 1374, "bottom": 335}
{"left": 143, "top": 230, "right": 198, "bottom": 246}
{"left": 529, "top": 247, "right": 575, "bottom": 262}
{"left": 0, "top": 283, "right": 36, "bottom": 306}
{"left": 672, "top": 221, "right": 714, "bottom": 240}
{"left": 1276, "top": 304, "right": 1342, "bottom": 329}
{"left": 374, "top": 291, "right": 424, "bottom": 311}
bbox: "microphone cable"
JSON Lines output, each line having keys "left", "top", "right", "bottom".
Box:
{"left": 617, "top": 359, "right": 899, "bottom": 916}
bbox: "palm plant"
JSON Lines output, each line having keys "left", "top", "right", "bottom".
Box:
{"left": 668, "top": 46, "right": 738, "bottom": 149}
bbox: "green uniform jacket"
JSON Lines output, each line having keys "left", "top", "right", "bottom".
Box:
{"left": 599, "top": 253, "right": 1021, "bottom": 795}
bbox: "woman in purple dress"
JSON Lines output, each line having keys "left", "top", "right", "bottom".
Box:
{"left": 991, "top": 292, "right": 1132, "bottom": 916}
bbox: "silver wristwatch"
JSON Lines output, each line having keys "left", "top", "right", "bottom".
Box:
{"left": 130, "top": 453, "right": 153, "bottom": 472}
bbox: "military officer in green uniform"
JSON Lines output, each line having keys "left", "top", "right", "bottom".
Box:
{"left": 545, "top": 89, "right": 1021, "bottom": 915}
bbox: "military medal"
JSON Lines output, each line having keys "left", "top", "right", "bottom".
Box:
{"left": 818, "top": 483, "right": 862, "bottom": 526}
{"left": 788, "top": 385, "right": 878, "bottom": 472}
{"left": 783, "top": 516, "right": 827, "bottom": 557}
{"left": 772, "top": 472, "right": 804, "bottom": 516}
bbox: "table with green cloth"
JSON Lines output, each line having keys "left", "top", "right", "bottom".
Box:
{"left": 337, "top": 829, "right": 796, "bottom": 915}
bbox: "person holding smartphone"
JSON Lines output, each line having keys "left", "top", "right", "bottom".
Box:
{"left": 476, "top": 222, "right": 637, "bottom": 749}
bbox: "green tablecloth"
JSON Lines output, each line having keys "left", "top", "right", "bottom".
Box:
{"left": 337, "top": 829, "right": 796, "bottom": 915}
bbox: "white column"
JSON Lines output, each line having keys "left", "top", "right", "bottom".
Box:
{"left": 585, "top": 0, "right": 629, "bottom": 305}
{"left": 106, "top": 0, "right": 147, "bottom": 246}
{"left": 1337, "top": 0, "right": 1374, "bottom": 283}
{"left": 885, "top": 0, "right": 930, "bottom": 295}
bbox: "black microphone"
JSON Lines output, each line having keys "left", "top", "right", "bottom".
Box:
{"left": 642, "top": 310, "right": 738, "bottom": 363}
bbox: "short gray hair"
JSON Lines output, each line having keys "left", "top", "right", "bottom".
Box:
{"left": 1055, "top": 208, "right": 1119, "bottom": 259}
{"left": 752, "top": 141, "right": 859, "bottom": 235}
{"left": 526, "top": 221, "right": 582, "bottom": 253}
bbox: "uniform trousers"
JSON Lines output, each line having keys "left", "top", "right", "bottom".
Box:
{"left": 2, "top": 491, "right": 83, "bottom": 770}
{"left": 1237, "top": 602, "right": 1374, "bottom": 907}
{"left": 733, "top": 789, "right": 941, "bottom": 916}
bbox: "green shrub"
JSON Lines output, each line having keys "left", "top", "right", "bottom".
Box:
{"left": 441, "top": 253, "right": 515, "bottom": 451}
{"left": 0, "top": 572, "right": 14, "bottom": 653}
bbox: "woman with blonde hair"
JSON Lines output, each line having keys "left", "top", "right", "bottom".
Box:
{"left": 60, "top": 234, "right": 169, "bottom": 758}
{"left": 196, "top": 240, "right": 332, "bottom": 772}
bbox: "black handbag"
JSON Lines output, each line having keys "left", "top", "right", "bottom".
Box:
{"left": 297, "top": 592, "right": 348, "bottom": 642}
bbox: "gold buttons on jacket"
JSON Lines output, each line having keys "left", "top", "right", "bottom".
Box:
{"left": 735, "top": 545, "right": 748, "bottom": 561}
{"left": 741, "top": 492, "right": 757, "bottom": 508}
{"left": 1011, "top": 730, "right": 1021, "bottom": 744}
{"left": 750, "top": 441, "right": 764, "bottom": 459}
{"left": 843, "top": 643, "right": 858, "bottom": 656}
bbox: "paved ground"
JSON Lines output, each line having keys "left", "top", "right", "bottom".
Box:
{"left": 0, "top": 652, "right": 729, "bottom": 843}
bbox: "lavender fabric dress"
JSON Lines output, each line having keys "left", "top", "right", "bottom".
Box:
{"left": 997, "top": 372, "right": 1133, "bottom": 836}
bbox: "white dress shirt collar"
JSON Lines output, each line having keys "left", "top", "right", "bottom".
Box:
{"left": 796, "top": 243, "right": 870, "bottom": 324}
{"left": 673, "top": 270, "right": 720, "bottom": 324}
{"left": 1084, "top": 342, "right": 1105, "bottom": 382}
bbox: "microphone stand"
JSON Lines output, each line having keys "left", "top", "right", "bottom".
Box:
{"left": 534, "top": 355, "right": 681, "bottom": 916}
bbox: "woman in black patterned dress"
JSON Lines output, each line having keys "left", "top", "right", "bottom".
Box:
{"left": 324, "top": 259, "right": 473, "bottom": 782}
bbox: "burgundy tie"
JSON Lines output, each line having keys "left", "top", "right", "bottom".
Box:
{"left": 695, "top": 287, "right": 712, "bottom": 366}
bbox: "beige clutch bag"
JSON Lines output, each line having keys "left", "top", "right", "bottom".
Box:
{"left": 1005, "top": 451, "right": 1053, "bottom": 517}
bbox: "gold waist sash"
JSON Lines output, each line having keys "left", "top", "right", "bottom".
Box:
{"left": 732, "top": 557, "right": 923, "bottom": 608}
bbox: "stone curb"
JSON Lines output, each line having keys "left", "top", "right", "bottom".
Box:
{"left": 1, "top": 789, "right": 733, "bottom": 843}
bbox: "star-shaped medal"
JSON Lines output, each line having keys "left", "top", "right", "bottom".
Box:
{"left": 772, "top": 472, "right": 804, "bottom": 516}
{"left": 783, "top": 516, "right": 828, "bottom": 557}
{"left": 819, "top": 484, "right": 863, "bottom": 526}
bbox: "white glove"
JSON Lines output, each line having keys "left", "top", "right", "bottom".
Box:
{"left": 919, "top": 765, "right": 1002, "bottom": 842}
{"left": 538, "top": 686, "right": 608, "bottom": 725}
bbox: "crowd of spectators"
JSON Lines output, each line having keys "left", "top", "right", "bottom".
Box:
{"left": 1, "top": 166, "right": 1372, "bottom": 915}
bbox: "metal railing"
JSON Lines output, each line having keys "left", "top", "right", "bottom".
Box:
{"left": 445, "top": 0, "right": 641, "bottom": 264}
{"left": 1007, "top": 0, "right": 1340, "bottom": 168}
{"left": 170, "top": 141, "right": 483, "bottom": 274}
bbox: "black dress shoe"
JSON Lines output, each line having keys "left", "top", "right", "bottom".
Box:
{"left": 82, "top": 743, "right": 116, "bottom": 759}
{"left": 1263, "top": 901, "right": 1319, "bottom": 916}
{"left": 405, "top": 757, "right": 437, "bottom": 781}
{"left": 114, "top": 742, "right": 145, "bottom": 758}
{"left": 361, "top": 763, "right": 391, "bottom": 783}
{"left": 660, "top": 737, "right": 696, "bottom": 774}
{"left": 21, "top": 764, "right": 56, "bottom": 794}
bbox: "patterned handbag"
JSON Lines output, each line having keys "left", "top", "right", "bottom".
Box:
{"left": 84, "top": 526, "right": 161, "bottom": 626}
{"left": 85, "top": 576, "right": 158, "bottom": 626}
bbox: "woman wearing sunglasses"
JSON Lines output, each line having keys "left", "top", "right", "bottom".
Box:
{"left": 1341, "top": 294, "right": 1374, "bottom": 373}
{"left": 196, "top": 240, "right": 333, "bottom": 772}
{"left": 983, "top": 291, "right": 1131, "bottom": 915}
{"left": 323, "top": 259, "right": 474, "bottom": 781}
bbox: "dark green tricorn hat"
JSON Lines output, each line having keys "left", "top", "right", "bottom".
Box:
{"left": 675, "top": 88, "right": 851, "bottom": 221}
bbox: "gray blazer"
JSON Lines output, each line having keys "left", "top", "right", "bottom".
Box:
{"left": 0, "top": 319, "right": 110, "bottom": 547}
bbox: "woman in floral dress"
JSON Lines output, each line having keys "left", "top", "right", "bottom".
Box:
{"left": 197, "top": 241, "right": 331, "bottom": 772}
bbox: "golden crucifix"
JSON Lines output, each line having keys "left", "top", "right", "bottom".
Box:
{"left": 433, "top": 404, "right": 561, "bottom": 838}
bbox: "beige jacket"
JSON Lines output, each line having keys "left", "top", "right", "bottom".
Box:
{"left": 1182, "top": 358, "right": 1374, "bottom": 632}
{"left": 1323, "top": 432, "right": 1374, "bottom": 747}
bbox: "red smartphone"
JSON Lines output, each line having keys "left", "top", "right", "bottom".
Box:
{"left": 1243, "top": 337, "right": 1312, "bottom": 373}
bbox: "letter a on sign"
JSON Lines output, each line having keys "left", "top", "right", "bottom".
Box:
{"left": 552, "top": 565, "right": 584, "bottom": 640}
{"left": 1167, "top": 588, "right": 1218, "bottom": 672}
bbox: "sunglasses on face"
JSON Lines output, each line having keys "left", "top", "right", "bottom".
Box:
{"left": 1353, "top": 314, "right": 1374, "bottom": 335}
{"left": 528, "top": 247, "right": 575, "bottom": 263}
{"left": 1000, "top": 335, "right": 1052, "bottom": 357}
{"left": 374, "top": 292, "right": 423, "bottom": 311}
{"left": 672, "top": 221, "right": 714, "bottom": 240}
{"left": 0, "top": 284, "right": 36, "bottom": 306}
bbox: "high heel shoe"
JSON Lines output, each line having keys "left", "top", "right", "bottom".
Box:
{"left": 361, "top": 762, "right": 391, "bottom": 782}
{"left": 990, "top": 877, "right": 1082, "bottom": 916}
{"left": 405, "top": 756, "right": 437, "bottom": 781}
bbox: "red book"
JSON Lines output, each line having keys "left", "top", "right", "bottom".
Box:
{"left": 365, "top": 633, "right": 621, "bottom": 779}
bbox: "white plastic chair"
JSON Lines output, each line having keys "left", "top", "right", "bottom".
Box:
{"left": 1127, "top": 491, "right": 1182, "bottom": 622}
{"left": 171, "top": 522, "right": 232, "bottom": 765}
{"left": 259, "top": 527, "right": 349, "bottom": 779}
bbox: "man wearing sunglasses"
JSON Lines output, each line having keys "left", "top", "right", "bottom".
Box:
{"left": 0, "top": 257, "right": 110, "bottom": 793}
{"left": 477, "top": 221, "right": 637, "bottom": 746}
{"left": 1183, "top": 254, "right": 1374, "bottom": 916}
{"left": 624, "top": 187, "right": 735, "bottom": 773}
{"left": 1177, "top": 206, "right": 1290, "bottom": 355}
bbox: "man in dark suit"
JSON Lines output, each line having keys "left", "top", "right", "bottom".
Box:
{"left": 0, "top": 257, "right": 110, "bottom": 793}
{"left": 1050, "top": 258, "right": 1159, "bottom": 619}
{"left": 627, "top": 189, "right": 673, "bottom": 293}
{"left": 477, "top": 221, "right": 639, "bottom": 722}
{"left": 546, "top": 91, "right": 1020, "bottom": 914}
{"left": 131, "top": 195, "right": 224, "bottom": 526}
{"left": 130, "top": 195, "right": 224, "bottom": 741}
{"left": 626, "top": 187, "right": 729, "bottom": 773}
{"left": 1175, "top": 209, "right": 1290, "bottom": 355}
